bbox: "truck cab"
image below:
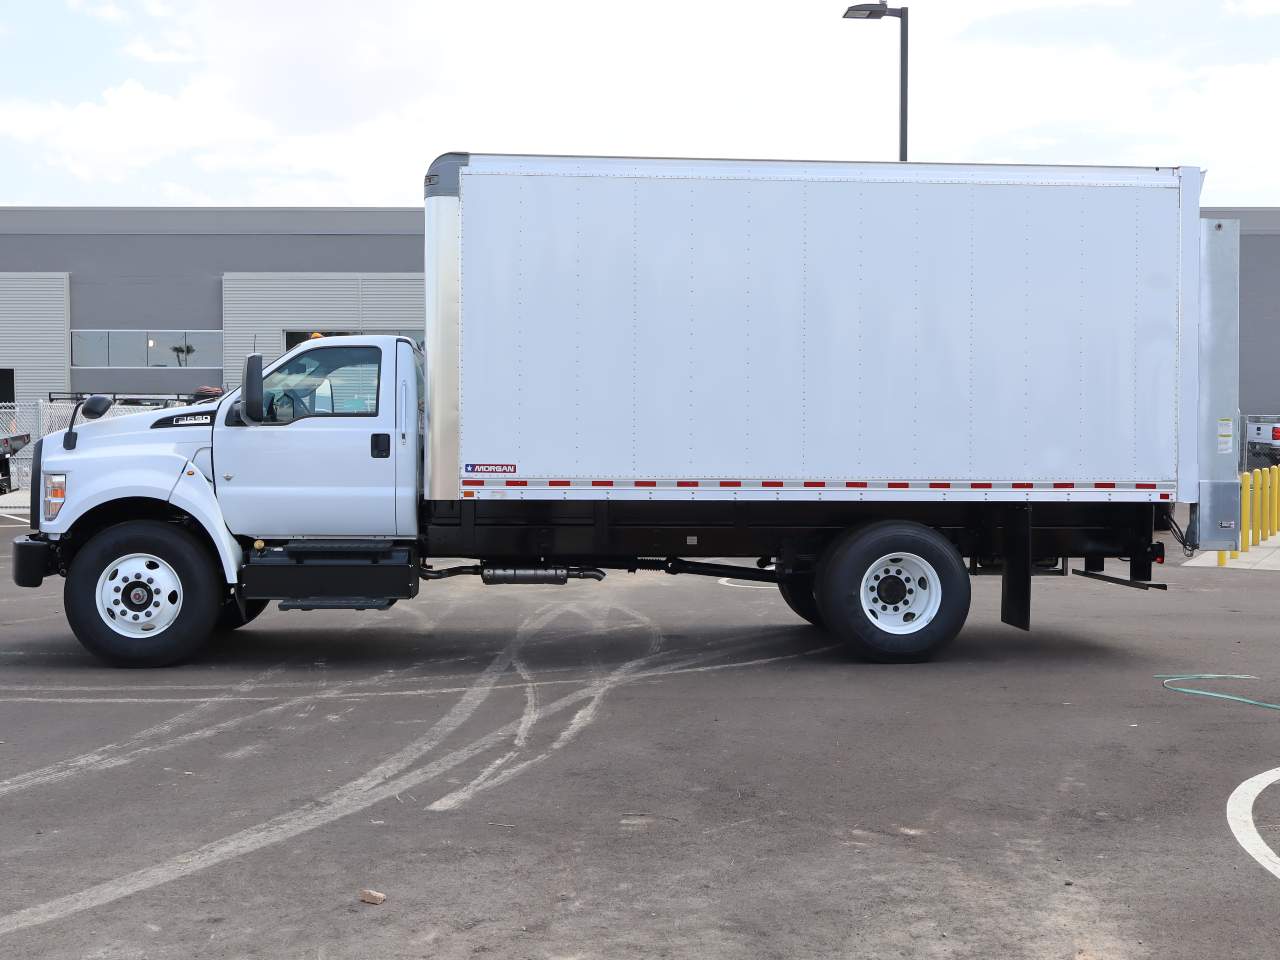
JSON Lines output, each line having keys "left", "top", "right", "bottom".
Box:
{"left": 13, "top": 335, "right": 423, "bottom": 665}
{"left": 215, "top": 336, "right": 422, "bottom": 539}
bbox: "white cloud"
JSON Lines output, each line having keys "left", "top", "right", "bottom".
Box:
{"left": 1227, "top": 0, "right": 1280, "bottom": 14}
{"left": 66, "top": 0, "right": 127, "bottom": 22}
{"left": 0, "top": 77, "right": 269, "bottom": 182}
{"left": 156, "top": 180, "right": 216, "bottom": 204}
{"left": 122, "top": 33, "right": 194, "bottom": 63}
{"left": 5, "top": 0, "right": 1280, "bottom": 204}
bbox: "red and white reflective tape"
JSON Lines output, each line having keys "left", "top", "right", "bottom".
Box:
{"left": 459, "top": 477, "right": 1174, "bottom": 497}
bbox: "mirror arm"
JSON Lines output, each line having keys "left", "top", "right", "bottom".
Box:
{"left": 62, "top": 400, "right": 85, "bottom": 450}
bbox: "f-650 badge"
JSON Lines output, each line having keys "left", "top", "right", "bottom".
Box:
{"left": 465, "top": 463, "right": 517, "bottom": 474}
{"left": 151, "top": 413, "right": 214, "bottom": 429}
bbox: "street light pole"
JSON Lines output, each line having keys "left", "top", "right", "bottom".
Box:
{"left": 896, "top": 6, "right": 907, "bottom": 162}
{"left": 843, "top": 2, "right": 909, "bottom": 162}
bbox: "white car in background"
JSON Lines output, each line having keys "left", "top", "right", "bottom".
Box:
{"left": 1247, "top": 420, "right": 1280, "bottom": 466}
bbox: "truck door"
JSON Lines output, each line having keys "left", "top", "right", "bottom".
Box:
{"left": 213, "top": 342, "right": 398, "bottom": 538}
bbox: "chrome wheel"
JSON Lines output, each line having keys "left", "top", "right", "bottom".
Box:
{"left": 860, "top": 551, "right": 943, "bottom": 635}
{"left": 95, "top": 552, "right": 184, "bottom": 638}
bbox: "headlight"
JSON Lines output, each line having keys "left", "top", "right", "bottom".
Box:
{"left": 44, "top": 473, "right": 66, "bottom": 522}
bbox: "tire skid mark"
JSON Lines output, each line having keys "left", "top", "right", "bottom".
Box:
{"left": 0, "top": 622, "right": 817, "bottom": 938}
{"left": 0, "top": 599, "right": 474, "bottom": 793}
{"left": 0, "top": 644, "right": 836, "bottom": 705}
{"left": 0, "top": 661, "right": 428, "bottom": 799}
{"left": 430, "top": 601, "right": 637, "bottom": 811}
{"left": 0, "top": 662, "right": 289, "bottom": 800}
{"left": 7, "top": 614, "right": 62, "bottom": 626}
{"left": 429, "top": 603, "right": 670, "bottom": 812}
{"left": 0, "top": 604, "right": 546, "bottom": 938}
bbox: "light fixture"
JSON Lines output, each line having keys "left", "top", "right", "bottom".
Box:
{"left": 844, "top": 2, "right": 888, "bottom": 18}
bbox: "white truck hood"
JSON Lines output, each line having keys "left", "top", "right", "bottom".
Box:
{"left": 38, "top": 402, "right": 220, "bottom": 486}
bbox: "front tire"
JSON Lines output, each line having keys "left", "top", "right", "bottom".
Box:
{"left": 65, "top": 521, "right": 221, "bottom": 667}
{"left": 816, "top": 521, "right": 971, "bottom": 663}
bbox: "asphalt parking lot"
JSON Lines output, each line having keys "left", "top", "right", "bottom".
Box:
{"left": 3, "top": 515, "right": 1280, "bottom": 959}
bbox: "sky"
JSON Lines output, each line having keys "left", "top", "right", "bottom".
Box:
{"left": 0, "top": 0, "right": 1278, "bottom": 206}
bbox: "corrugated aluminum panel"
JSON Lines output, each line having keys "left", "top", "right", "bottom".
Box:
{"left": 221, "top": 273, "right": 422, "bottom": 387}
{"left": 0, "top": 273, "right": 70, "bottom": 406}
{"left": 443, "top": 154, "right": 1194, "bottom": 502}
{"left": 1195, "top": 219, "right": 1241, "bottom": 549}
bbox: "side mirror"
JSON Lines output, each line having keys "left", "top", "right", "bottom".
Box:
{"left": 241, "top": 354, "right": 264, "bottom": 424}
{"left": 63, "top": 394, "right": 114, "bottom": 449}
{"left": 81, "top": 394, "right": 113, "bottom": 420}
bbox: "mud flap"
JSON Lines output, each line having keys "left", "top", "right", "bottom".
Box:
{"left": 1000, "top": 505, "right": 1032, "bottom": 631}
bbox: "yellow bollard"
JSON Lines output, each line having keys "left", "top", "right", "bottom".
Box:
{"left": 1263, "top": 468, "right": 1272, "bottom": 541}
{"left": 1253, "top": 469, "right": 1264, "bottom": 547}
{"left": 1269, "top": 465, "right": 1276, "bottom": 540}
{"left": 1273, "top": 465, "right": 1280, "bottom": 539}
{"left": 1242, "top": 471, "right": 1252, "bottom": 551}
{"left": 1268, "top": 467, "right": 1275, "bottom": 540}
{"left": 1218, "top": 550, "right": 1228, "bottom": 566}
{"left": 1266, "top": 467, "right": 1272, "bottom": 541}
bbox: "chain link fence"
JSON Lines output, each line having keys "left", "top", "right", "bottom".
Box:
{"left": 1244, "top": 415, "right": 1280, "bottom": 473}
{"left": 1, "top": 400, "right": 152, "bottom": 500}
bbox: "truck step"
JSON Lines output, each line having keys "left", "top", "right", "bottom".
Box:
{"left": 277, "top": 597, "right": 395, "bottom": 611}
{"left": 281, "top": 540, "right": 396, "bottom": 556}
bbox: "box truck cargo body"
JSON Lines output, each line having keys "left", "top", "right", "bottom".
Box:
{"left": 428, "top": 154, "right": 1193, "bottom": 503}
{"left": 12, "top": 154, "right": 1241, "bottom": 667}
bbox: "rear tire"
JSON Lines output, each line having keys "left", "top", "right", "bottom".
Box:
{"left": 216, "top": 598, "right": 269, "bottom": 632}
{"left": 816, "top": 521, "right": 970, "bottom": 663}
{"left": 778, "top": 573, "right": 823, "bottom": 627}
{"left": 65, "top": 520, "right": 221, "bottom": 667}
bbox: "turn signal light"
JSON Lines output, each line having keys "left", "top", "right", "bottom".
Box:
{"left": 44, "top": 473, "right": 67, "bottom": 522}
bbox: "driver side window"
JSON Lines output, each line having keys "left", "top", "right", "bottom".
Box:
{"left": 260, "top": 345, "right": 381, "bottom": 425}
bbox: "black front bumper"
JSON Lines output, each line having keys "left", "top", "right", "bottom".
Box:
{"left": 12, "top": 536, "right": 52, "bottom": 588}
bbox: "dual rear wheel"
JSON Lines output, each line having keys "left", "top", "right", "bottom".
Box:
{"left": 778, "top": 521, "right": 971, "bottom": 662}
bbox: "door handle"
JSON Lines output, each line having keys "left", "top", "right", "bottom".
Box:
{"left": 400, "top": 382, "right": 408, "bottom": 445}
{"left": 371, "top": 433, "right": 391, "bottom": 458}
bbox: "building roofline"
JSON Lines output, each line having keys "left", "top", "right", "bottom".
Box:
{"left": 3, "top": 202, "right": 1278, "bottom": 236}
{"left": 0, "top": 206, "right": 423, "bottom": 236}
{"left": 1202, "top": 207, "right": 1280, "bottom": 235}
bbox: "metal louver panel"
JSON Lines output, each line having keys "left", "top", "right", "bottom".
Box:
{"left": 0, "top": 273, "right": 70, "bottom": 405}
{"left": 222, "top": 273, "right": 423, "bottom": 387}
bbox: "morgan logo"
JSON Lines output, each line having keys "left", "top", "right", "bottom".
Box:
{"left": 465, "top": 463, "right": 517, "bottom": 474}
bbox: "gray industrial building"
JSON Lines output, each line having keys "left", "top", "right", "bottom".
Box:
{"left": 0, "top": 208, "right": 422, "bottom": 407}
{"left": 1203, "top": 207, "right": 1280, "bottom": 417}
{"left": 0, "top": 204, "right": 1277, "bottom": 413}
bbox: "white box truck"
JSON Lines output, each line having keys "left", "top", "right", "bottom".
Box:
{"left": 11, "top": 154, "right": 1241, "bottom": 666}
